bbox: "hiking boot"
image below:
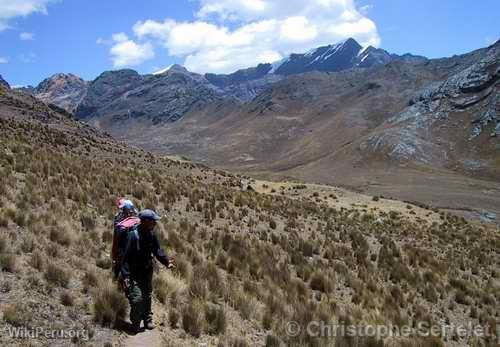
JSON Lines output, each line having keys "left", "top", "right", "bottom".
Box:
{"left": 144, "top": 320, "right": 155, "bottom": 330}
{"left": 130, "top": 321, "right": 141, "bottom": 335}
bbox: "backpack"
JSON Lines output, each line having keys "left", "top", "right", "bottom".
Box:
{"left": 111, "top": 216, "right": 140, "bottom": 277}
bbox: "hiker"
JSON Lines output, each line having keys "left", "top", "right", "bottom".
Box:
{"left": 111, "top": 199, "right": 140, "bottom": 277}
{"left": 113, "top": 198, "right": 137, "bottom": 227}
{"left": 119, "top": 209, "right": 175, "bottom": 333}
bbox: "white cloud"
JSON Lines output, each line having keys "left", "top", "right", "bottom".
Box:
{"left": 196, "top": 0, "right": 268, "bottom": 20}
{"left": 19, "top": 52, "right": 36, "bottom": 63}
{"left": 133, "top": 19, "right": 175, "bottom": 41}
{"left": 122, "top": 0, "right": 380, "bottom": 73}
{"left": 19, "top": 31, "right": 34, "bottom": 40}
{"left": 0, "top": 57, "right": 8, "bottom": 63}
{"left": 279, "top": 16, "right": 317, "bottom": 42}
{"left": 0, "top": 0, "right": 59, "bottom": 31}
{"left": 109, "top": 33, "right": 155, "bottom": 68}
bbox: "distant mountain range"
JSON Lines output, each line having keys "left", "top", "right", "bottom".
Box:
{"left": 3, "top": 37, "right": 500, "bottom": 216}
{"left": 15, "top": 38, "right": 427, "bottom": 115}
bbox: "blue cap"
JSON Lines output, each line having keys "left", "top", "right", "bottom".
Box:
{"left": 139, "top": 209, "right": 161, "bottom": 221}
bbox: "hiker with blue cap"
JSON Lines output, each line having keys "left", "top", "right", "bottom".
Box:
{"left": 119, "top": 209, "right": 175, "bottom": 333}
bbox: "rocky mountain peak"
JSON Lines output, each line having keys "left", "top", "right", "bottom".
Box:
{"left": 168, "top": 64, "right": 189, "bottom": 74}
{"left": 273, "top": 38, "right": 366, "bottom": 75}
{"left": 36, "top": 73, "right": 85, "bottom": 92}
{"left": 29, "top": 73, "right": 88, "bottom": 112}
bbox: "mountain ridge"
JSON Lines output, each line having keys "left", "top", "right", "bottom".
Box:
{"left": 15, "top": 37, "right": 428, "bottom": 114}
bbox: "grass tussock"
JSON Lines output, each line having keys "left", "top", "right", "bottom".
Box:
{"left": 45, "top": 262, "right": 71, "bottom": 287}
{"left": 2, "top": 303, "right": 33, "bottom": 327}
{"left": 92, "top": 280, "right": 128, "bottom": 327}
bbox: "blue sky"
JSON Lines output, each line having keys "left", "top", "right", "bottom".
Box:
{"left": 0, "top": 0, "right": 498, "bottom": 87}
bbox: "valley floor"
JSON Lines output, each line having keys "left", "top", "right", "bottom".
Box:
{"left": 239, "top": 165, "right": 500, "bottom": 226}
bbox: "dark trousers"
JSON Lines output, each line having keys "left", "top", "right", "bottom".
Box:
{"left": 127, "top": 269, "right": 153, "bottom": 324}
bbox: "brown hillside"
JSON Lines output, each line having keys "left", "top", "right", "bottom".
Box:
{"left": 1, "top": 85, "right": 499, "bottom": 347}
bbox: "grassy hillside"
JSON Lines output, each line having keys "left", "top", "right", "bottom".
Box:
{"left": 0, "top": 87, "right": 499, "bottom": 346}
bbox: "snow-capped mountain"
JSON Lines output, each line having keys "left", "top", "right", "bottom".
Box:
{"left": 203, "top": 38, "right": 427, "bottom": 100}
{"left": 273, "top": 38, "right": 364, "bottom": 75}
{"left": 269, "top": 38, "right": 427, "bottom": 75}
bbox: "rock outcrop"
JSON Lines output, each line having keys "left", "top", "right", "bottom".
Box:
{"left": 0, "top": 75, "right": 9, "bottom": 89}
{"left": 31, "top": 73, "right": 88, "bottom": 112}
{"left": 359, "top": 40, "right": 499, "bottom": 173}
{"left": 75, "top": 66, "right": 225, "bottom": 123}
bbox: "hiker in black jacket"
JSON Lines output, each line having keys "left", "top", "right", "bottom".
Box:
{"left": 120, "top": 209, "right": 174, "bottom": 333}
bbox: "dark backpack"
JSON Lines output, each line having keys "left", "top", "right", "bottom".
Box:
{"left": 111, "top": 216, "right": 140, "bottom": 277}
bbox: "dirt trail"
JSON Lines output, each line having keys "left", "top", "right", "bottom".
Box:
{"left": 123, "top": 329, "right": 162, "bottom": 347}
{"left": 120, "top": 300, "right": 167, "bottom": 347}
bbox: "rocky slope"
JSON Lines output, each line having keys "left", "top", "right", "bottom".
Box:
{"left": 16, "top": 73, "right": 88, "bottom": 112}
{"left": 75, "top": 65, "right": 225, "bottom": 124}
{"left": 205, "top": 64, "right": 283, "bottom": 100}
{"left": 34, "top": 73, "right": 87, "bottom": 112}
{"left": 128, "top": 40, "right": 496, "bottom": 169}
{"left": 359, "top": 40, "right": 500, "bottom": 169}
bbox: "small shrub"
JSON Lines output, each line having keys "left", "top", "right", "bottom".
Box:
{"left": 269, "top": 219, "right": 277, "bottom": 230}
{"left": 30, "top": 251, "right": 45, "bottom": 270}
{"left": 45, "top": 262, "right": 71, "bottom": 287}
{"left": 182, "top": 301, "right": 203, "bottom": 337}
{"left": 92, "top": 280, "right": 127, "bottom": 327}
{"left": 154, "top": 272, "right": 186, "bottom": 304}
{"left": 80, "top": 213, "right": 96, "bottom": 231}
{"left": 174, "top": 256, "right": 191, "bottom": 279}
{"left": 82, "top": 268, "right": 99, "bottom": 289}
{"left": 189, "top": 277, "right": 208, "bottom": 299}
{"left": 205, "top": 304, "right": 226, "bottom": 335}
{"left": 101, "top": 230, "right": 113, "bottom": 243}
{"left": 49, "top": 227, "right": 72, "bottom": 246}
{"left": 2, "top": 303, "right": 32, "bottom": 326}
{"left": 265, "top": 335, "right": 281, "bottom": 347}
{"left": 0, "top": 253, "right": 17, "bottom": 272}
{"left": 310, "top": 272, "right": 334, "bottom": 293}
{"left": 230, "top": 338, "right": 250, "bottom": 347}
{"left": 1, "top": 280, "right": 12, "bottom": 293}
{"left": 0, "top": 235, "right": 7, "bottom": 252}
{"left": 169, "top": 309, "right": 180, "bottom": 328}
{"left": 96, "top": 257, "right": 112, "bottom": 270}
{"left": 21, "top": 235, "right": 34, "bottom": 253}
{"left": 61, "top": 290, "right": 74, "bottom": 306}
{"left": 0, "top": 214, "right": 8, "bottom": 228}
{"left": 13, "top": 210, "right": 26, "bottom": 227}
{"left": 154, "top": 280, "right": 169, "bottom": 304}
{"left": 455, "top": 290, "right": 470, "bottom": 305}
